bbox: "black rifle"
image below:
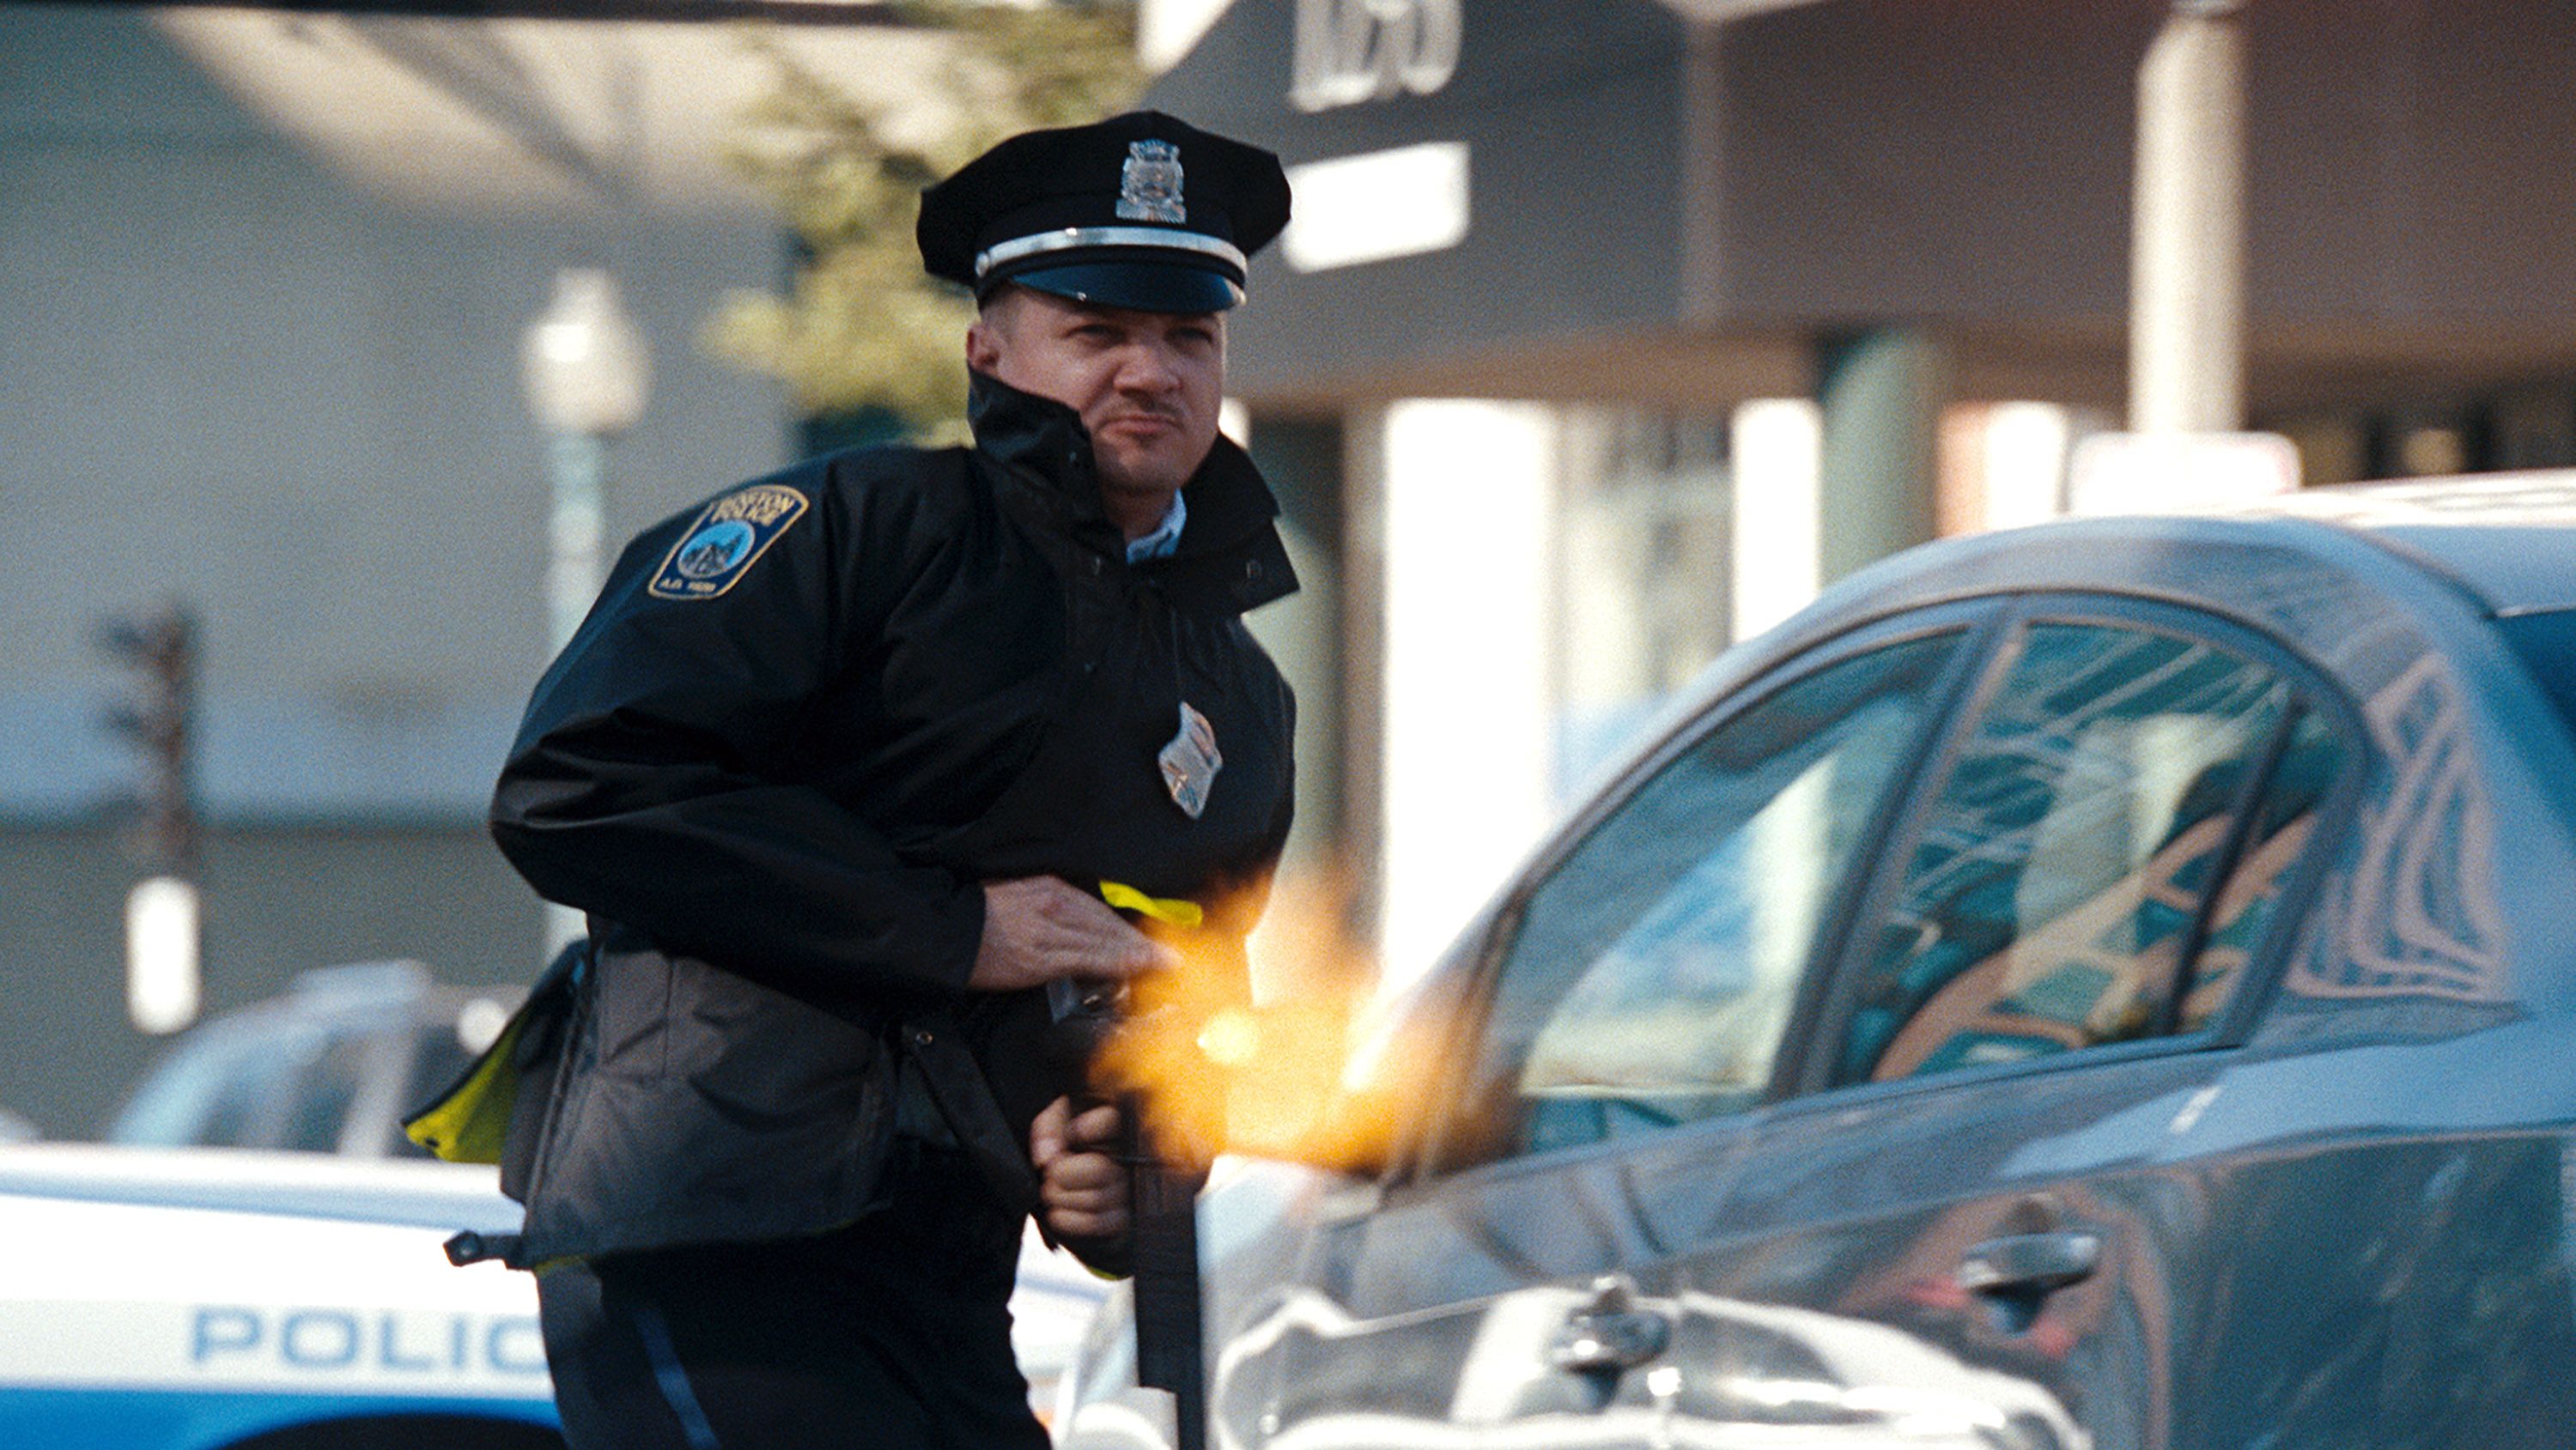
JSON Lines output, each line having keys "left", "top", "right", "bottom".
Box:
{"left": 1045, "top": 977, "right": 1209, "bottom": 1450}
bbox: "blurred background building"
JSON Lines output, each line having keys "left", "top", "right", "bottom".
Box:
{"left": 4, "top": 0, "right": 2573, "bottom": 1136}
{"left": 1143, "top": 0, "right": 2576, "bottom": 985}
{"left": 0, "top": 4, "right": 875, "bottom": 1131}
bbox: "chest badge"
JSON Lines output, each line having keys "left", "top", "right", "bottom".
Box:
{"left": 1157, "top": 701, "right": 1222, "bottom": 820}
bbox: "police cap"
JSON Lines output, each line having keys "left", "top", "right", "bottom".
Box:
{"left": 918, "top": 111, "right": 1291, "bottom": 314}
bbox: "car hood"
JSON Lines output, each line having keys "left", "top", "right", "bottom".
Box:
{"left": 0, "top": 1143, "right": 525, "bottom": 1235}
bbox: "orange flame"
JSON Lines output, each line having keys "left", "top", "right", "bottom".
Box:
{"left": 1091, "top": 865, "right": 1443, "bottom": 1174}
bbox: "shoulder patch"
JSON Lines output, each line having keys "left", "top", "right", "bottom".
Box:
{"left": 647, "top": 484, "right": 810, "bottom": 600}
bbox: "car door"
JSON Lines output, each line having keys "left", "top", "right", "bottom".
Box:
{"left": 1685, "top": 599, "right": 2362, "bottom": 1450}
{"left": 1212, "top": 607, "right": 1996, "bottom": 1450}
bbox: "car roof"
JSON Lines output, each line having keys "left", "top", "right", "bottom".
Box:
{"left": 149, "top": 960, "right": 519, "bottom": 1047}
{"left": 1789, "top": 470, "right": 2576, "bottom": 644}
{"left": 2248, "top": 470, "right": 2576, "bottom": 616}
{"left": 1633, "top": 473, "right": 2576, "bottom": 793}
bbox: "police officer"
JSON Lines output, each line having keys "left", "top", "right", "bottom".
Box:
{"left": 484, "top": 112, "right": 1297, "bottom": 1449}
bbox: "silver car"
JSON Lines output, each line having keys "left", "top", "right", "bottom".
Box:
{"left": 1059, "top": 476, "right": 2576, "bottom": 1450}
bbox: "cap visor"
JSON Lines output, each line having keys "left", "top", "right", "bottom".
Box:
{"left": 1002, "top": 261, "right": 1243, "bottom": 313}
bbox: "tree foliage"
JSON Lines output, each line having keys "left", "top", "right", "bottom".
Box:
{"left": 705, "top": 3, "right": 1143, "bottom": 438}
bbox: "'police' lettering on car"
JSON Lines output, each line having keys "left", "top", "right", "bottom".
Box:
{"left": 190, "top": 1307, "right": 545, "bottom": 1381}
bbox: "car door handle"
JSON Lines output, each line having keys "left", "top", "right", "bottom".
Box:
{"left": 1956, "top": 1230, "right": 2100, "bottom": 1295}
{"left": 1550, "top": 1308, "right": 1672, "bottom": 1374}
{"left": 1548, "top": 1276, "right": 1673, "bottom": 1375}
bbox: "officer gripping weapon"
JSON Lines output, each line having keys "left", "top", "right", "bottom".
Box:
{"left": 427, "top": 111, "right": 1301, "bottom": 1450}
{"left": 1036, "top": 979, "right": 1208, "bottom": 1450}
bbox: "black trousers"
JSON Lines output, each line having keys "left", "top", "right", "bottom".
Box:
{"left": 537, "top": 1144, "right": 1053, "bottom": 1450}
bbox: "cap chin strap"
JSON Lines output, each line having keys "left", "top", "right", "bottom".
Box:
{"left": 975, "top": 226, "right": 1247, "bottom": 280}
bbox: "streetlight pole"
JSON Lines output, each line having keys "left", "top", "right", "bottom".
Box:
{"left": 521, "top": 267, "right": 649, "bottom": 949}
{"left": 522, "top": 267, "right": 649, "bottom": 649}
{"left": 546, "top": 429, "right": 611, "bottom": 653}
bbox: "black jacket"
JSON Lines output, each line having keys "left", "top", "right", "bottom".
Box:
{"left": 487, "top": 373, "right": 1297, "bottom": 1264}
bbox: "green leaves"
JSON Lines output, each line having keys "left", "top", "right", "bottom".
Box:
{"left": 703, "top": 3, "right": 1144, "bottom": 435}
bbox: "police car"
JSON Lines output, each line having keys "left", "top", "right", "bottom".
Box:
{"left": 111, "top": 961, "right": 522, "bottom": 1161}
{"left": 0, "top": 1143, "right": 558, "bottom": 1448}
{"left": 0, "top": 1141, "right": 1115, "bottom": 1447}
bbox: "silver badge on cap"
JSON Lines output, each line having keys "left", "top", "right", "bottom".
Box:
{"left": 1117, "top": 139, "right": 1186, "bottom": 224}
{"left": 1157, "top": 701, "right": 1222, "bottom": 819}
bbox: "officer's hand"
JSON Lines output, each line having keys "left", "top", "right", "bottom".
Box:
{"left": 1031, "top": 1095, "right": 1129, "bottom": 1242}
{"left": 970, "top": 877, "right": 1175, "bottom": 992}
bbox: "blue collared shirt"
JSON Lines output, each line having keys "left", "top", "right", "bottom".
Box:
{"left": 1124, "top": 491, "right": 1188, "bottom": 564}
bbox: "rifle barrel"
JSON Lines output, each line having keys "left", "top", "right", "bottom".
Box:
{"left": 1121, "top": 1093, "right": 1207, "bottom": 1450}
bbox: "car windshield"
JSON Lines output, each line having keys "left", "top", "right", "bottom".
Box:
{"left": 110, "top": 1018, "right": 342, "bottom": 1148}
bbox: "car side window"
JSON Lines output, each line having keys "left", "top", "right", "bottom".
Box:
{"left": 188, "top": 1027, "right": 326, "bottom": 1149}
{"left": 280, "top": 1032, "right": 374, "bottom": 1153}
{"left": 2173, "top": 707, "right": 2344, "bottom": 1030}
{"left": 1834, "top": 620, "right": 2344, "bottom": 1083}
{"left": 1460, "top": 632, "right": 1964, "bottom": 1162}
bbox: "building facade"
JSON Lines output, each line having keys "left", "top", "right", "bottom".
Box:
{"left": 1147, "top": 0, "right": 2576, "bottom": 990}
{"left": 0, "top": 5, "right": 806, "bottom": 1135}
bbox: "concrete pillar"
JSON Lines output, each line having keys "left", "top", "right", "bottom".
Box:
{"left": 1815, "top": 327, "right": 1947, "bottom": 585}
{"left": 1728, "top": 399, "right": 1822, "bottom": 643}
{"left": 2130, "top": 0, "right": 2247, "bottom": 434}
{"left": 1371, "top": 401, "right": 1558, "bottom": 991}
{"left": 1240, "top": 418, "right": 1346, "bottom": 872}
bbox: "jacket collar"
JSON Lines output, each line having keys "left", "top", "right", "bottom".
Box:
{"left": 967, "top": 370, "right": 1299, "bottom": 615}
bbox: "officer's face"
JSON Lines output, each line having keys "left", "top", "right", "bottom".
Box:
{"left": 969, "top": 288, "right": 1227, "bottom": 505}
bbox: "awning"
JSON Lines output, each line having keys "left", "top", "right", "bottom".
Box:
{"left": 140, "top": 3, "right": 957, "bottom": 216}
{"left": 1149, "top": 0, "right": 1713, "bottom": 402}
{"left": 1151, "top": 0, "right": 2576, "bottom": 412}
